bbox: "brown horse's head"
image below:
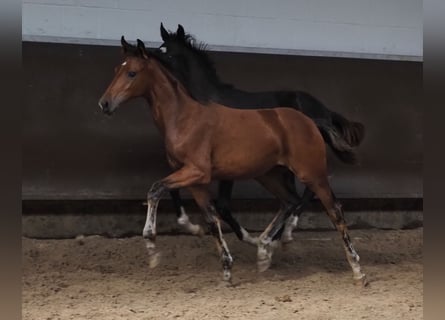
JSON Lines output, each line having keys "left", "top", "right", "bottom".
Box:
{"left": 98, "top": 37, "right": 150, "bottom": 115}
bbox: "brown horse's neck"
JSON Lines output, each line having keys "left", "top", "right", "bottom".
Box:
{"left": 142, "top": 59, "right": 197, "bottom": 137}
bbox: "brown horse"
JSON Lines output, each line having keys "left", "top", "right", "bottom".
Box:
{"left": 98, "top": 37, "right": 367, "bottom": 286}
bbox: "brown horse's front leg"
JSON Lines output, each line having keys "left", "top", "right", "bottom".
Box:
{"left": 188, "top": 185, "right": 234, "bottom": 283}
{"left": 142, "top": 166, "right": 210, "bottom": 268}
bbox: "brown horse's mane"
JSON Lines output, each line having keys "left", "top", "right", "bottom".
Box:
{"left": 149, "top": 54, "right": 197, "bottom": 102}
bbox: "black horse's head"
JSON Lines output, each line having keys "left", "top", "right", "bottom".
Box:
{"left": 153, "top": 23, "right": 221, "bottom": 103}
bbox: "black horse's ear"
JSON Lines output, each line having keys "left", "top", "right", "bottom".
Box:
{"left": 177, "top": 24, "right": 185, "bottom": 39}
{"left": 160, "top": 23, "right": 169, "bottom": 41}
{"left": 121, "top": 35, "right": 130, "bottom": 53}
{"left": 136, "top": 39, "right": 149, "bottom": 59}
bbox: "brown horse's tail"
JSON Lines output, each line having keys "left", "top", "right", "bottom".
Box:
{"left": 315, "top": 117, "right": 365, "bottom": 165}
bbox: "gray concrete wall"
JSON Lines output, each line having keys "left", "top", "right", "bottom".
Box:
{"left": 22, "top": 0, "right": 422, "bottom": 60}
{"left": 22, "top": 42, "right": 422, "bottom": 201}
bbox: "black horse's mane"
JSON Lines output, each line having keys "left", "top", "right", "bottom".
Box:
{"left": 164, "top": 30, "right": 234, "bottom": 90}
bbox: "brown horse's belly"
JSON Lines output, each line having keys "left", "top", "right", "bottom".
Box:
{"left": 211, "top": 160, "right": 278, "bottom": 180}
{"left": 210, "top": 139, "right": 281, "bottom": 180}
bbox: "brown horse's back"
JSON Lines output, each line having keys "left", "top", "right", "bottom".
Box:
{"left": 208, "top": 104, "right": 327, "bottom": 183}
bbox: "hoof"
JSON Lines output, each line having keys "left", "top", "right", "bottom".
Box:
{"left": 257, "top": 257, "right": 272, "bottom": 273}
{"left": 218, "top": 279, "right": 233, "bottom": 288}
{"left": 222, "top": 270, "right": 232, "bottom": 283}
{"left": 148, "top": 251, "right": 161, "bottom": 269}
{"left": 354, "top": 274, "right": 369, "bottom": 287}
{"left": 257, "top": 241, "right": 274, "bottom": 272}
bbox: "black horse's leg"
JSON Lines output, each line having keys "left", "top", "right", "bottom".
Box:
{"left": 258, "top": 189, "right": 314, "bottom": 272}
{"left": 211, "top": 167, "right": 305, "bottom": 249}
{"left": 261, "top": 188, "right": 313, "bottom": 242}
{"left": 258, "top": 166, "right": 304, "bottom": 244}
{"left": 215, "top": 169, "right": 303, "bottom": 247}
{"left": 215, "top": 180, "right": 258, "bottom": 246}
{"left": 255, "top": 169, "right": 314, "bottom": 272}
{"left": 169, "top": 189, "right": 204, "bottom": 236}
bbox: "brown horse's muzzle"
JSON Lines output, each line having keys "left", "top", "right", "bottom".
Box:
{"left": 98, "top": 99, "right": 113, "bottom": 115}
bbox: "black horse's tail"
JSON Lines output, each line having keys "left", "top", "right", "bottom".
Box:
{"left": 318, "top": 125, "right": 357, "bottom": 164}
{"left": 315, "top": 117, "right": 365, "bottom": 165}
{"left": 330, "top": 111, "right": 365, "bottom": 148}
{"left": 292, "top": 91, "right": 365, "bottom": 164}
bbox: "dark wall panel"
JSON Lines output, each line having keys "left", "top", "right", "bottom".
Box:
{"left": 23, "top": 42, "right": 422, "bottom": 199}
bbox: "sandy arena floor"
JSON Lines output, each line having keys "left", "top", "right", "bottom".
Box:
{"left": 22, "top": 228, "right": 423, "bottom": 320}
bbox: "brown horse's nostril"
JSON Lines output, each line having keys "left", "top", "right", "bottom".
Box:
{"left": 99, "top": 100, "right": 111, "bottom": 114}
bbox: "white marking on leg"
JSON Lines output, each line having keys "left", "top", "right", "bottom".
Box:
{"left": 177, "top": 206, "right": 204, "bottom": 236}
{"left": 215, "top": 219, "right": 233, "bottom": 282}
{"left": 347, "top": 242, "right": 360, "bottom": 262}
{"left": 349, "top": 255, "right": 365, "bottom": 281}
{"left": 282, "top": 216, "right": 299, "bottom": 243}
{"left": 143, "top": 201, "right": 161, "bottom": 268}
{"left": 142, "top": 200, "right": 156, "bottom": 239}
{"left": 241, "top": 228, "right": 258, "bottom": 246}
{"left": 343, "top": 244, "right": 366, "bottom": 283}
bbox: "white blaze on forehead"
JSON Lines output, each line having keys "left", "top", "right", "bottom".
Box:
{"left": 159, "top": 47, "right": 167, "bottom": 53}
{"left": 121, "top": 61, "right": 127, "bottom": 66}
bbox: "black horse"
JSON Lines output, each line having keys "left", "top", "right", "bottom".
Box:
{"left": 149, "top": 24, "right": 365, "bottom": 245}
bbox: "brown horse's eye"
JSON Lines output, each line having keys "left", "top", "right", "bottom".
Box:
{"left": 128, "top": 71, "right": 137, "bottom": 78}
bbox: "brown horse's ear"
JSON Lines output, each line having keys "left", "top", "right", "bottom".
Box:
{"left": 177, "top": 24, "right": 185, "bottom": 39}
{"left": 160, "top": 23, "right": 169, "bottom": 41}
{"left": 121, "top": 35, "right": 131, "bottom": 53}
{"left": 136, "top": 39, "right": 149, "bottom": 59}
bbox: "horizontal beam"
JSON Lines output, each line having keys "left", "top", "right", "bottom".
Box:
{"left": 22, "top": 35, "right": 423, "bottom": 62}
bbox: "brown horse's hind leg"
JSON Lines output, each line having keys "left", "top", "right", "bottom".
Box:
{"left": 308, "top": 177, "right": 368, "bottom": 286}
{"left": 188, "top": 185, "right": 234, "bottom": 283}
